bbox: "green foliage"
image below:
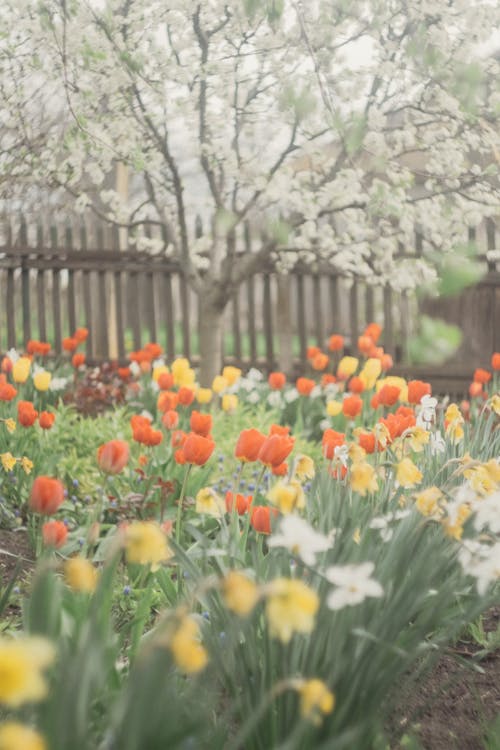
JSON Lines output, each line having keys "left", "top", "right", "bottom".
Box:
{"left": 408, "top": 315, "right": 462, "bottom": 365}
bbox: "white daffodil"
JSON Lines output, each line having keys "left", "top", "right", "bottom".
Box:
{"left": 268, "top": 516, "right": 332, "bottom": 566}
{"left": 429, "top": 430, "right": 446, "bottom": 454}
{"left": 334, "top": 444, "right": 349, "bottom": 468}
{"left": 418, "top": 395, "right": 438, "bottom": 426}
{"left": 129, "top": 361, "right": 141, "bottom": 377}
{"left": 6, "top": 348, "right": 20, "bottom": 364}
{"left": 267, "top": 391, "right": 283, "bottom": 408}
{"left": 326, "top": 562, "right": 384, "bottom": 610}
{"left": 474, "top": 491, "right": 500, "bottom": 534}
{"left": 247, "top": 368, "right": 264, "bottom": 382}
{"left": 284, "top": 387, "right": 300, "bottom": 403}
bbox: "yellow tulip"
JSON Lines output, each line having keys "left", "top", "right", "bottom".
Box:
{"left": 337, "top": 356, "right": 359, "bottom": 379}
{"left": 33, "top": 371, "right": 51, "bottom": 392}
{"left": 212, "top": 375, "right": 228, "bottom": 394}
{"left": 12, "top": 357, "right": 31, "bottom": 384}
{"left": 326, "top": 400, "right": 342, "bottom": 417}
{"left": 196, "top": 387, "right": 213, "bottom": 404}
{"left": 222, "top": 394, "right": 238, "bottom": 412}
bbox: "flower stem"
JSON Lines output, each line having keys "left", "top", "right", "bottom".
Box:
{"left": 175, "top": 464, "right": 192, "bottom": 546}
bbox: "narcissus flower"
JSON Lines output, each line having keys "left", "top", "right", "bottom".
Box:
{"left": 21, "top": 457, "right": 33, "bottom": 475}
{"left": 0, "top": 722, "right": 46, "bottom": 750}
{"left": 294, "top": 454, "right": 315, "bottom": 482}
{"left": 1, "top": 453, "right": 17, "bottom": 472}
{"left": 414, "top": 486, "right": 443, "bottom": 517}
{"left": 297, "top": 679, "right": 335, "bottom": 725}
{"left": 29, "top": 477, "right": 64, "bottom": 515}
{"left": 268, "top": 515, "right": 331, "bottom": 565}
{"left": 42, "top": 520, "right": 68, "bottom": 548}
{"left": 268, "top": 481, "right": 305, "bottom": 514}
{"left": 326, "top": 562, "right": 383, "bottom": 609}
{"left": 396, "top": 458, "right": 422, "bottom": 488}
{"left": 64, "top": 558, "right": 98, "bottom": 593}
{"left": 195, "top": 487, "right": 224, "bottom": 517}
{"left": 265, "top": 578, "right": 319, "bottom": 643}
{"left": 169, "top": 616, "right": 208, "bottom": 673}
{"left": 0, "top": 636, "right": 55, "bottom": 706}
{"left": 235, "top": 429, "right": 267, "bottom": 462}
{"left": 97, "top": 440, "right": 130, "bottom": 474}
{"left": 124, "top": 521, "right": 172, "bottom": 570}
{"left": 350, "top": 462, "right": 378, "bottom": 495}
{"left": 222, "top": 571, "right": 260, "bottom": 616}
{"left": 182, "top": 433, "right": 215, "bottom": 465}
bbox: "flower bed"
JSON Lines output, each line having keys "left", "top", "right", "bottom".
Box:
{"left": 0, "top": 326, "right": 499, "bottom": 749}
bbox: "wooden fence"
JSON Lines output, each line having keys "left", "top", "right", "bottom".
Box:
{"left": 0, "top": 215, "right": 499, "bottom": 394}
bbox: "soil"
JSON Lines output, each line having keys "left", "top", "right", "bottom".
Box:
{"left": 0, "top": 530, "right": 499, "bottom": 748}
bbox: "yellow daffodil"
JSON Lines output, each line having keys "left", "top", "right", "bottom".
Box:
{"left": 490, "top": 394, "right": 500, "bottom": 416}
{"left": 442, "top": 504, "right": 471, "bottom": 540}
{"left": 0, "top": 636, "right": 55, "bottom": 707}
{"left": 1, "top": 453, "right": 17, "bottom": 472}
{"left": 195, "top": 487, "right": 224, "bottom": 517}
{"left": 12, "top": 357, "right": 31, "bottom": 384}
{"left": 3, "top": 418, "right": 16, "bottom": 434}
{"left": 268, "top": 481, "right": 305, "bottom": 514}
{"left": 297, "top": 679, "right": 335, "bottom": 725}
{"left": 64, "top": 558, "right": 99, "bottom": 593}
{"left": 265, "top": 578, "right": 319, "bottom": 643}
{"left": 350, "top": 461, "right": 378, "bottom": 495}
{"left": 396, "top": 458, "right": 423, "bottom": 488}
{"left": 169, "top": 616, "right": 208, "bottom": 674}
{"left": 414, "top": 486, "right": 443, "bottom": 517}
{"left": 404, "top": 427, "right": 430, "bottom": 453}
{"left": 463, "top": 460, "right": 500, "bottom": 496}
{"left": 353, "top": 528, "right": 361, "bottom": 544}
{"left": 124, "top": 521, "right": 172, "bottom": 571}
{"left": 0, "top": 722, "right": 46, "bottom": 750}
{"left": 20, "top": 457, "right": 34, "bottom": 475}
{"left": 294, "top": 454, "right": 315, "bottom": 482}
{"left": 348, "top": 443, "right": 366, "bottom": 463}
{"left": 222, "top": 572, "right": 260, "bottom": 617}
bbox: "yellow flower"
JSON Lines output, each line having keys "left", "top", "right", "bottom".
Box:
{"left": 178, "top": 369, "right": 196, "bottom": 389}
{"left": 169, "top": 616, "right": 208, "bottom": 674}
{"left": 0, "top": 637, "right": 55, "bottom": 707}
{"left": 196, "top": 387, "right": 213, "bottom": 404}
{"left": 326, "top": 400, "right": 342, "bottom": 417}
{"left": 33, "top": 371, "right": 51, "bottom": 392}
{"left": 396, "top": 458, "right": 423, "bottom": 488}
{"left": 404, "top": 427, "right": 430, "bottom": 453}
{"left": 124, "top": 521, "right": 172, "bottom": 571}
{"left": 445, "top": 403, "right": 462, "bottom": 423}
{"left": 464, "top": 460, "right": 500, "bottom": 496}
{"left": 268, "top": 481, "right": 305, "bottom": 514}
{"left": 3, "top": 419, "right": 16, "bottom": 434}
{"left": 265, "top": 578, "right": 319, "bottom": 643}
{"left": 222, "top": 394, "right": 238, "bottom": 412}
{"left": 1, "top": 453, "right": 17, "bottom": 472}
{"left": 21, "top": 457, "right": 34, "bottom": 475}
{"left": 348, "top": 443, "right": 366, "bottom": 463}
{"left": 63, "top": 558, "right": 99, "bottom": 593}
{"left": 171, "top": 357, "right": 190, "bottom": 377}
{"left": 222, "top": 571, "right": 260, "bottom": 617}
{"left": 490, "top": 394, "right": 500, "bottom": 416}
{"left": 350, "top": 462, "right": 378, "bottom": 495}
{"left": 222, "top": 366, "right": 242, "bottom": 386}
{"left": 443, "top": 504, "right": 471, "bottom": 540}
{"left": 195, "top": 487, "right": 224, "bottom": 517}
{"left": 12, "top": 357, "right": 31, "bottom": 384}
{"left": 0, "top": 722, "right": 46, "bottom": 750}
{"left": 373, "top": 422, "right": 391, "bottom": 449}
{"left": 152, "top": 365, "right": 169, "bottom": 383}
{"left": 294, "top": 454, "right": 315, "bottom": 482}
{"left": 414, "top": 486, "right": 443, "bottom": 517}
{"left": 297, "top": 679, "right": 335, "bottom": 725}
{"left": 212, "top": 375, "right": 229, "bottom": 394}
{"left": 337, "top": 356, "right": 359, "bottom": 379}
{"left": 353, "top": 528, "right": 361, "bottom": 544}
{"left": 377, "top": 376, "right": 408, "bottom": 402}
{"left": 359, "top": 358, "right": 382, "bottom": 389}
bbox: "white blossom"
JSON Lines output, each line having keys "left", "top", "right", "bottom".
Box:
{"left": 268, "top": 515, "right": 332, "bottom": 566}
{"left": 326, "top": 562, "right": 384, "bottom": 610}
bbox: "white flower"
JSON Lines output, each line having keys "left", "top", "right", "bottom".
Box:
{"left": 284, "top": 387, "right": 300, "bottom": 403}
{"left": 368, "top": 517, "right": 393, "bottom": 542}
{"left": 326, "top": 562, "right": 384, "bottom": 610}
{"left": 247, "top": 390, "right": 260, "bottom": 404}
{"left": 474, "top": 492, "right": 500, "bottom": 534}
{"left": 268, "top": 516, "right": 332, "bottom": 566}
{"left": 247, "top": 368, "right": 264, "bottom": 382}
{"left": 267, "top": 391, "right": 283, "bottom": 408}
{"left": 334, "top": 444, "right": 349, "bottom": 467}
{"left": 310, "top": 386, "right": 323, "bottom": 399}
{"left": 129, "top": 361, "right": 141, "bottom": 377}
{"left": 6, "top": 348, "right": 19, "bottom": 364}
{"left": 49, "top": 377, "right": 68, "bottom": 391}
{"left": 152, "top": 358, "right": 165, "bottom": 368}
{"left": 140, "top": 410, "right": 154, "bottom": 421}
{"left": 466, "top": 542, "right": 500, "bottom": 596}
{"left": 324, "top": 383, "right": 340, "bottom": 398}
{"left": 429, "top": 430, "right": 446, "bottom": 454}
{"left": 418, "top": 395, "right": 438, "bottom": 425}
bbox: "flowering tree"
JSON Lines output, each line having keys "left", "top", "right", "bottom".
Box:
{"left": 1, "top": 0, "right": 499, "bottom": 382}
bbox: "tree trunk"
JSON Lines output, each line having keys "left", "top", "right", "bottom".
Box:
{"left": 198, "top": 295, "right": 226, "bottom": 386}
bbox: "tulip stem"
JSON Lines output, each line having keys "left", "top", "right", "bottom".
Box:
{"left": 252, "top": 464, "right": 268, "bottom": 501}
{"left": 176, "top": 464, "right": 192, "bottom": 546}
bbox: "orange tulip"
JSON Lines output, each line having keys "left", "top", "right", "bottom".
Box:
{"left": 118, "top": 367, "right": 131, "bottom": 380}
{"left": 321, "top": 374, "right": 336, "bottom": 387}
{"left": 74, "top": 327, "right": 89, "bottom": 343}
{"left": 62, "top": 337, "right": 78, "bottom": 352}
{"left": 182, "top": 433, "right": 215, "bottom": 465}
{"left": 306, "top": 346, "right": 321, "bottom": 360}
{"left": 296, "top": 377, "right": 315, "bottom": 396}
{"left": 311, "top": 352, "right": 329, "bottom": 371}
{"left": 235, "top": 429, "right": 267, "bottom": 462}
{"left": 348, "top": 376, "right": 365, "bottom": 394}
{"left": 190, "top": 410, "right": 213, "bottom": 437}
{"left": 162, "top": 410, "right": 179, "bottom": 430}
{"left": 171, "top": 429, "right": 187, "bottom": 448}
{"left": 225, "top": 492, "right": 253, "bottom": 515}
{"left": 72, "top": 353, "right": 86, "bottom": 368}
{"left": 97, "top": 440, "right": 130, "bottom": 474}
{"left": 492, "top": 353, "right": 500, "bottom": 371}
{"left": 157, "top": 391, "right": 179, "bottom": 412}
{"left": 328, "top": 334, "right": 344, "bottom": 352}
{"left": 30, "top": 476, "right": 65, "bottom": 515}
{"left": 258, "top": 434, "right": 294, "bottom": 467}
{"left": 473, "top": 368, "right": 491, "bottom": 385}
{"left": 42, "top": 520, "right": 68, "bottom": 548}
{"left": 250, "top": 506, "right": 278, "bottom": 534}
{"left": 377, "top": 384, "right": 400, "bottom": 407}
{"left": 0, "top": 383, "right": 17, "bottom": 401}
{"left": 158, "top": 372, "right": 174, "bottom": 390}
{"left": 469, "top": 381, "right": 483, "bottom": 398}
{"left": 269, "top": 424, "right": 291, "bottom": 436}
{"left": 342, "top": 394, "right": 363, "bottom": 418}
{"left": 178, "top": 387, "right": 195, "bottom": 406}
{"left": 380, "top": 353, "right": 393, "bottom": 371}
{"left": 322, "top": 429, "right": 345, "bottom": 460}
{"left": 357, "top": 336, "right": 373, "bottom": 355}
{"left": 271, "top": 462, "right": 288, "bottom": 476}
{"left": 407, "top": 380, "right": 432, "bottom": 405}
{"left": 364, "top": 323, "right": 382, "bottom": 343}
{"left": 358, "top": 431, "right": 376, "bottom": 454}
{"left": 39, "top": 411, "right": 56, "bottom": 430}
{"left": 268, "top": 371, "right": 286, "bottom": 390}
{"left": 18, "top": 401, "right": 38, "bottom": 427}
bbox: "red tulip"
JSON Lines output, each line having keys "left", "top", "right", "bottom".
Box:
{"left": 30, "top": 477, "right": 65, "bottom": 515}
{"left": 39, "top": 411, "right": 56, "bottom": 430}
{"left": 258, "top": 434, "right": 294, "bottom": 467}
{"left": 42, "top": 520, "right": 68, "bottom": 548}
{"left": 250, "top": 506, "right": 278, "bottom": 534}
{"left": 190, "top": 410, "right": 213, "bottom": 437}
{"left": 182, "top": 433, "right": 215, "bottom": 465}
{"left": 97, "top": 440, "right": 130, "bottom": 474}
{"left": 234, "top": 429, "right": 267, "bottom": 462}
{"left": 225, "top": 492, "right": 253, "bottom": 515}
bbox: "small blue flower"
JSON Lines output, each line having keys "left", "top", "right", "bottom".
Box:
{"left": 72, "top": 479, "right": 79, "bottom": 488}
{"left": 123, "top": 586, "right": 131, "bottom": 595}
